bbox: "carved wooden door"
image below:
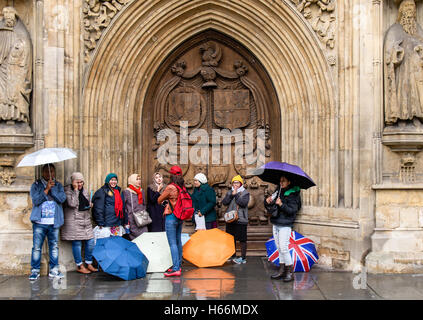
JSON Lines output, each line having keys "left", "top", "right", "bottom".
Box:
{"left": 142, "top": 31, "right": 281, "bottom": 255}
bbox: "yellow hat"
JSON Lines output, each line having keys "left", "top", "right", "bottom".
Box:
{"left": 231, "top": 175, "right": 244, "bottom": 185}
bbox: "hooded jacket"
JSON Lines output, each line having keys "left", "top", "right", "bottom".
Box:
{"left": 265, "top": 186, "right": 301, "bottom": 227}
{"left": 92, "top": 184, "right": 127, "bottom": 227}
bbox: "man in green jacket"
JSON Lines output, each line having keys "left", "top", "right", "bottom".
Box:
{"left": 191, "top": 173, "right": 217, "bottom": 229}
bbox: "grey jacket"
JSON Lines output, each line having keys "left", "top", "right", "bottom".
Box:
{"left": 122, "top": 189, "right": 148, "bottom": 240}
{"left": 61, "top": 186, "right": 94, "bottom": 241}
{"left": 222, "top": 189, "right": 250, "bottom": 225}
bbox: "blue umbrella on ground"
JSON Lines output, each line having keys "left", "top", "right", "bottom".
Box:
{"left": 253, "top": 161, "right": 316, "bottom": 189}
{"left": 93, "top": 236, "right": 149, "bottom": 280}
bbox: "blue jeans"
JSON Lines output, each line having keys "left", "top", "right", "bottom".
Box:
{"left": 165, "top": 215, "right": 183, "bottom": 271}
{"left": 30, "top": 223, "right": 60, "bottom": 272}
{"left": 71, "top": 239, "right": 95, "bottom": 266}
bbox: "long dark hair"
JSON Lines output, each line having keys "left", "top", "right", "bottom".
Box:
{"left": 170, "top": 174, "right": 185, "bottom": 188}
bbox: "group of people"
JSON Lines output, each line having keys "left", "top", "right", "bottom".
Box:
{"left": 28, "top": 162, "right": 301, "bottom": 282}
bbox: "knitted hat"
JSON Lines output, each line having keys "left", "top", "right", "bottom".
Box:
{"left": 194, "top": 173, "right": 207, "bottom": 184}
{"left": 70, "top": 172, "right": 84, "bottom": 182}
{"left": 169, "top": 165, "right": 182, "bottom": 176}
{"left": 105, "top": 173, "right": 118, "bottom": 184}
{"left": 231, "top": 175, "right": 244, "bottom": 185}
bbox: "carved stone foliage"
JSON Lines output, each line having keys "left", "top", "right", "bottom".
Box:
{"left": 289, "top": 0, "right": 336, "bottom": 49}
{"left": 82, "top": 0, "right": 131, "bottom": 63}
{"left": 148, "top": 34, "right": 279, "bottom": 226}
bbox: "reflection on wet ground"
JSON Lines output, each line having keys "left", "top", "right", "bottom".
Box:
{"left": 1, "top": 257, "right": 423, "bottom": 300}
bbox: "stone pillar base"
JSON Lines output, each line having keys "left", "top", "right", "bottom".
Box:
{"left": 366, "top": 251, "right": 423, "bottom": 274}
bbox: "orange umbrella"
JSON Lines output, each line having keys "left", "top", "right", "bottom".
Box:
{"left": 182, "top": 228, "right": 235, "bottom": 268}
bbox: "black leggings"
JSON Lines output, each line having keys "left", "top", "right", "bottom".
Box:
{"left": 232, "top": 240, "right": 247, "bottom": 259}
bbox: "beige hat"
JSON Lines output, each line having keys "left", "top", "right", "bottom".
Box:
{"left": 70, "top": 172, "right": 84, "bottom": 182}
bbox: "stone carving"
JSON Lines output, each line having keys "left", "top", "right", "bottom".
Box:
{"left": 399, "top": 152, "right": 416, "bottom": 183}
{"left": 384, "top": 0, "right": 423, "bottom": 129}
{"left": 0, "top": 168, "right": 15, "bottom": 186}
{"left": 167, "top": 87, "right": 204, "bottom": 127}
{"left": 82, "top": 0, "right": 131, "bottom": 63}
{"left": 0, "top": 6, "right": 32, "bottom": 123}
{"left": 214, "top": 89, "right": 250, "bottom": 130}
{"left": 290, "top": 0, "right": 336, "bottom": 49}
{"left": 151, "top": 39, "right": 274, "bottom": 226}
{"left": 382, "top": 0, "right": 423, "bottom": 181}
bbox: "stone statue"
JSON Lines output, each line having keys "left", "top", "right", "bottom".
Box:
{"left": 384, "top": 0, "right": 423, "bottom": 129}
{"left": 0, "top": 6, "right": 32, "bottom": 123}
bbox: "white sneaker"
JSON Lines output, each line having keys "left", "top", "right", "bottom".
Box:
{"left": 232, "top": 257, "right": 247, "bottom": 264}
{"left": 48, "top": 268, "right": 65, "bottom": 279}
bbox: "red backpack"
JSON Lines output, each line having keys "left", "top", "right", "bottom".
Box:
{"left": 169, "top": 183, "right": 195, "bottom": 221}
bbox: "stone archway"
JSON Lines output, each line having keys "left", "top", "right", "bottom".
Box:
{"left": 81, "top": 1, "right": 336, "bottom": 209}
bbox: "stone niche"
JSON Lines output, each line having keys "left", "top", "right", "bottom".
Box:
{"left": 368, "top": 0, "right": 423, "bottom": 273}
{"left": 0, "top": 4, "right": 34, "bottom": 186}
{"left": 0, "top": 3, "right": 35, "bottom": 275}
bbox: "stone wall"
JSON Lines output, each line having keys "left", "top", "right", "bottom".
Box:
{"left": 0, "top": 0, "right": 422, "bottom": 275}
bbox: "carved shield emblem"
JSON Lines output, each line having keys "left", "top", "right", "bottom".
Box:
{"left": 214, "top": 90, "right": 250, "bottom": 130}
{"left": 167, "top": 88, "right": 202, "bottom": 127}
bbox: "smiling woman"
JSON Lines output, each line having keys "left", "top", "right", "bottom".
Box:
{"left": 91, "top": 173, "right": 128, "bottom": 237}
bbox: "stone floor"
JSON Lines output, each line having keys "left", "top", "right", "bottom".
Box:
{"left": 0, "top": 257, "right": 423, "bottom": 300}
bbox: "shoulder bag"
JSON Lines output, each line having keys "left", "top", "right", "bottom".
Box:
{"left": 224, "top": 204, "right": 239, "bottom": 223}
{"left": 130, "top": 192, "right": 152, "bottom": 227}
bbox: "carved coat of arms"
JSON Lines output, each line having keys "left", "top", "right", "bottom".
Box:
{"left": 213, "top": 89, "right": 250, "bottom": 130}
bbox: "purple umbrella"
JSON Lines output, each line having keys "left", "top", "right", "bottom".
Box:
{"left": 253, "top": 161, "right": 316, "bottom": 189}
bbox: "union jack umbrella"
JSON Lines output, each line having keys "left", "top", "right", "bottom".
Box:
{"left": 265, "top": 231, "right": 319, "bottom": 272}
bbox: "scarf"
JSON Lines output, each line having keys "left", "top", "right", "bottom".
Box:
{"left": 78, "top": 188, "right": 90, "bottom": 211}
{"left": 113, "top": 188, "right": 124, "bottom": 219}
{"left": 231, "top": 185, "right": 245, "bottom": 194}
{"left": 129, "top": 184, "right": 143, "bottom": 204}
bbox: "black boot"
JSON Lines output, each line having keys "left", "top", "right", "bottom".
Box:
{"left": 282, "top": 265, "right": 294, "bottom": 282}
{"left": 270, "top": 263, "right": 285, "bottom": 280}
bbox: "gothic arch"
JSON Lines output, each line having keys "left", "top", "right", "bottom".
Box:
{"left": 81, "top": 0, "right": 337, "bottom": 207}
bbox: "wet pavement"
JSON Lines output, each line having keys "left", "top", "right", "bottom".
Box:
{"left": 0, "top": 257, "right": 422, "bottom": 300}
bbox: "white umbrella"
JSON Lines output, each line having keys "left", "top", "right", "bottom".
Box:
{"left": 17, "top": 148, "right": 77, "bottom": 167}
{"left": 132, "top": 232, "right": 172, "bottom": 273}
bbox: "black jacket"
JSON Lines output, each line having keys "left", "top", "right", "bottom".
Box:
{"left": 92, "top": 184, "right": 127, "bottom": 227}
{"left": 264, "top": 186, "right": 301, "bottom": 227}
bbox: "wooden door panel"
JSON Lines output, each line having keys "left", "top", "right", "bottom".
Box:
{"left": 143, "top": 30, "right": 281, "bottom": 254}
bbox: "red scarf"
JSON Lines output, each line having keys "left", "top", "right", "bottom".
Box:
{"left": 113, "top": 189, "right": 124, "bottom": 219}
{"left": 129, "top": 185, "right": 143, "bottom": 204}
